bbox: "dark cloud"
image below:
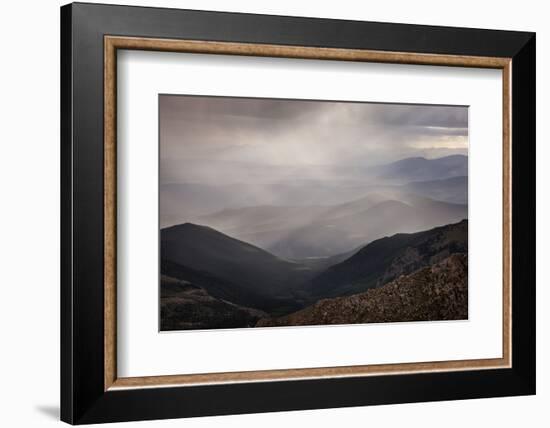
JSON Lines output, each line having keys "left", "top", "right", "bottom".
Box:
{"left": 160, "top": 94, "right": 323, "bottom": 122}
{"left": 365, "top": 103, "right": 468, "bottom": 129}
{"left": 159, "top": 94, "right": 468, "bottom": 185}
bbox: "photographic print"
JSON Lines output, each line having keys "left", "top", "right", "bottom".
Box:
{"left": 159, "top": 95, "right": 468, "bottom": 331}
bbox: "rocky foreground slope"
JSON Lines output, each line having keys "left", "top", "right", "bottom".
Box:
{"left": 256, "top": 253, "right": 468, "bottom": 327}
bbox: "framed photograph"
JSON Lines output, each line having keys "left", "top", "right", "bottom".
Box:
{"left": 60, "top": 2, "right": 536, "bottom": 424}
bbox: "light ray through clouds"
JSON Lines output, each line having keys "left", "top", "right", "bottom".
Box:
{"left": 160, "top": 95, "right": 467, "bottom": 180}
{"left": 159, "top": 95, "right": 468, "bottom": 226}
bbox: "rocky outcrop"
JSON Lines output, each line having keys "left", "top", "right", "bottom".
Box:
{"left": 256, "top": 253, "right": 468, "bottom": 327}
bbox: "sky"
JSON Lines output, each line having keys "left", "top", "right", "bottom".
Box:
{"left": 159, "top": 94, "right": 468, "bottom": 186}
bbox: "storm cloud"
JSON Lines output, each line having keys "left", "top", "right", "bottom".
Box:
{"left": 159, "top": 95, "right": 468, "bottom": 227}
{"left": 160, "top": 95, "right": 468, "bottom": 186}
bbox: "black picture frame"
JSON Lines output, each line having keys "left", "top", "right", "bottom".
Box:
{"left": 61, "top": 2, "right": 535, "bottom": 424}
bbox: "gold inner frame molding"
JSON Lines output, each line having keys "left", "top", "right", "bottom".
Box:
{"left": 104, "top": 35, "right": 512, "bottom": 391}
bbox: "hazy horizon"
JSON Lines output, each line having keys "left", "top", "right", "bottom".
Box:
{"left": 159, "top": 95, "right": 469, "bottom": 331}
{"left": 160, "top": 95, "right": 468, "bottom": 230}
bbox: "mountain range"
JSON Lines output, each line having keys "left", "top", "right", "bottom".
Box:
{"left": 197, "top": 192, "right": 466, "bottom": 259}
{"left": 161, "top": 219, "right": 468, "bottom": 321}
{"left": 371, "top": 154, "right": 468, "bottom": 183}
{"left": 160, "top": 154, "right": 469, "bottom": 330}
{"left": 161, "top": 155, "right": 468, "bottom": 228}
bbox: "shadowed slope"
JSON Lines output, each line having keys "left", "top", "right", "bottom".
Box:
{"left": 257, "top": 253, "right": 468, "bottom": 327}
{"left": 306, "top": 219, "right": 468, "bottom": 300}
{"left": 161, "top": 223, "right": 315, "bottom": 311}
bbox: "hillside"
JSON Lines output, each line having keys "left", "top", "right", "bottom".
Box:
{"left": 196, "top": 192, "right": 467, "bottom": 260}
{"left": 402, "top": 176, "right": 467, "bottom": 204}
{"left": 270, "top": 196, "right": 466, "bottom": 259}
{"left": 306, "top": 219, "right": 468, "bottom": 300}
{"left": 161, "top": 275, "right": 266, "bottom": 331}
{"left": 161, "top": 223, "right": 315, "bottom": 311}
{"left": 257, "top": 253, "right": 468, "bottom": 327}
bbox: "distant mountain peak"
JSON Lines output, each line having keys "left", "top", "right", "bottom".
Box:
{"left": 437, "top": 154, "right": 467, "bottom": 159}
{"left": 386, "top": 153, "right": 467, "bottom": 166}
{"left": 163, "top": 222, "right": 207, "bottom": 231}
{"left": 393, "top": 156, "right": 427, "bottom": 163}
{"left": 374, "top": 153, "right": 468, "bottom": 183}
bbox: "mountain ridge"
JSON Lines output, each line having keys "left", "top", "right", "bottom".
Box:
{"left": 373, "top": 154, "right": 467, "bottom": 183}
{"left": 161, "top": 155, "right": 468, "bottom": 227}
{"left": 195, "top": 192, "right": 467, "bottom": 259}
{"left": 257, "top": 253, "right": 468, "bottom": 327}
{"left": 306, "top": 219, "right": 468, "bottom": 300}
{"left": 161, "top": 222, "right": 315, "bottom": 312}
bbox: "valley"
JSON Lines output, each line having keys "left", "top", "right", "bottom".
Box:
{"left": 160, "top": 155, "right": 469, "bottom": 330}
{"left": 161, "top": 219, "right": 468, "bottom": 329}
{"left": 158, "top": 90, "right": 470, "bottom": 332}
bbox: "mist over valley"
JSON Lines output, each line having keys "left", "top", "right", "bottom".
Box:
{"left": 159, "top": 95, "right": 469, "bottom": 330}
